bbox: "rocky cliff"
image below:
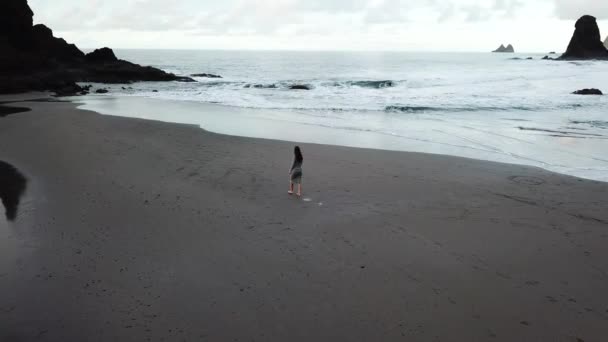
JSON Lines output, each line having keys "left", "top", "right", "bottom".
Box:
{"left": 560, "top": 15, "right": 608, "bottom": 60}
{"left": 0, "top": 0, "right": 193, "bottom": 94}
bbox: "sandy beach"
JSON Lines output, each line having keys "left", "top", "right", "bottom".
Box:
{"left": 1, "top": 94, "right": 608, "bottom": 342}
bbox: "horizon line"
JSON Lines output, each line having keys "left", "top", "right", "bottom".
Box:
{"left": 81, "top": 47, "right": 564, "bottom": 54}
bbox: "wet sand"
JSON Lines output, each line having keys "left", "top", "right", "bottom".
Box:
{"left": 1, "top": 94, "right": 607, "bottom": 342}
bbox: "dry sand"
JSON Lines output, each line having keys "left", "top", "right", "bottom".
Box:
{"left": 1, "top": 94, "right": 607, "bottom": 342}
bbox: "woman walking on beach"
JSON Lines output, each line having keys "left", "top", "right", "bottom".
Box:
{"left": 288, "top": 146, "right": 303, "bottom": 197}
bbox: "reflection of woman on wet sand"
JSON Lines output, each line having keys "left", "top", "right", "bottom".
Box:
{"left": 288, "top": 146, "right": 303, "bottom": 197}
{"left": 0, "top": 160, "right": 27, "bottom": 221}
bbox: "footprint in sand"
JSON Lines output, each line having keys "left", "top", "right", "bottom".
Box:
{"left": 508, "top": 175, "right": 546, "bottom": 186}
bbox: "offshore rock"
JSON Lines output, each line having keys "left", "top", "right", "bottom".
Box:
{"left": 493, "top": 44, "right": 514, "bottom": 53}
{"left": 560, "top": 15, "right": 608, "bottom": 60}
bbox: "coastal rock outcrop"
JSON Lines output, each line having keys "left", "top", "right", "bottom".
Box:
{"left": 605, "top": 36, "right": 608, "bottom": 48}
{"left": 0, "top": 0, "right": 34, "bottom": 49}
{"left": 493, "top": 44, "right": 515, "bottom": 53}
{"left": 572, "top": 88, "right": 603, "bottom": 95}
{"left": 0, "top": 0, "right": 194, "bottom": 94}
{"left": 53, "top": 83, "right": 87, "bottom": 97}
{"left": 560, "top": 15, "right": 608, "bottom": 60}
{"left": 289, "top": 84, "right": 312, "bottom": 90}
{"left": 191, "top": 73, "right": 222, "bottom": 78}
{"left": 86, "top": 47, "right": 118, "bottom": 63}
{"left": 31, "top": 24, "right": 84, "bottom": 62}
{"left": 244, "top": 84, "right": 278, "bottom": 89}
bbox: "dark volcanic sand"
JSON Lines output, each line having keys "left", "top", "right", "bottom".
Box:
{"left": 0, "top": 93, "right": 607, "bottom": 342}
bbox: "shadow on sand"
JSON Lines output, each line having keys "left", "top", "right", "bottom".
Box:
{"left": 0, "top": 104, "right": 31, "bottom": 118}
{"left": 0, "top": 161, "right": 27, "bottom": 221}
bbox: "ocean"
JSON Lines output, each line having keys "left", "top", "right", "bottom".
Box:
{"left": 77, "top": 50, "right": 608, "bottom": 181}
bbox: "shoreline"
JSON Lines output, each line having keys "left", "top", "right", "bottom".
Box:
{"left": 74, "top": 93, "right": 608, "bottom": 182}
{"left": 1, "top": 94, "right": 608, "bottom": 341}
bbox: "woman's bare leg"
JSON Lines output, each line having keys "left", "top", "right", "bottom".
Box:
{"left": 297, "top": 184, "right": 302, "bottom": 197}
{"left": 288, "top": 182, "right": 294, "bottom": 194}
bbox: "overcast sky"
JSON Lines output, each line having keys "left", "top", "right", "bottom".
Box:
{"left": 29, "top": 0, "right": 608, "bottom": 52}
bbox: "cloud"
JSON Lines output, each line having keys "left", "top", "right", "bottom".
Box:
{"left": 552, "top": 0, "right": 608, "bottom": 20}
{"left": 29, "top": 0, "right": 526, "bottom": 34}
{"left": 30, "top": 0, "right": 574, "bottom": 52}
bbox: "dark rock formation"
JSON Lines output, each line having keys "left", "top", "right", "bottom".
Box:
{"left": 78, "top": 85, "right": 92, "bottom": 95}
{"left": 95, "top": 89, "right": 109, "bottom": 94}
{"left": 191, "top": 73, "right": 222, "bottom": 78}
{"left": 526, "top": 57, "right": 533, "bottom": 60}
{"left": 493, "top": 44, "right": 514, "bottom": 53}
{"left": 572, "top": 88, "right": 603, "bottom": 95}
{"left": 560, "top": 15, "right": 608, "bottom": 60}
{"left": 289, "top": 84, "right": 312, "bottom": 90}
{"left": 54, "top": 83, "right": 86, "bottom": 97}
{"left": 349, "top": 80, "right": 394, "bottom": 88}
{"left": 80, "top": 61, "right": 195, "bottom": 84}
{"left": 86, "top": 47, "right": 118, "bottom": 63}
{"left": 244, "top": 84, "right": 278, "bottom": 89}
{"left": 31, "top": 24, "right": 84, "bottom": 62}
{"left": 494, "top": 44, "right": 506, "bottom": 52}
{"left": 0, "top": 0, "right": 194, "bottom": 94}
{"left": 549, "top": 51, "right": 557, "bottom": 54}
{"left": 0, "top": 0, "right": 34, "bottom": 49}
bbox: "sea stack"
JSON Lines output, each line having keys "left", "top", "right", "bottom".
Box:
{"left": 493, "top": 44, "right": 515, "bottom": 53}
{"left": 560, "top": 15, "right": 608, "bottom": 60}
{"left": 0, "top": 0, "right": 193, "bottom": 94}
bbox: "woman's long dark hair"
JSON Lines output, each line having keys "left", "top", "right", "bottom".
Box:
{"left": 294, "top": 146, "right": 303, "bottom": 163}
